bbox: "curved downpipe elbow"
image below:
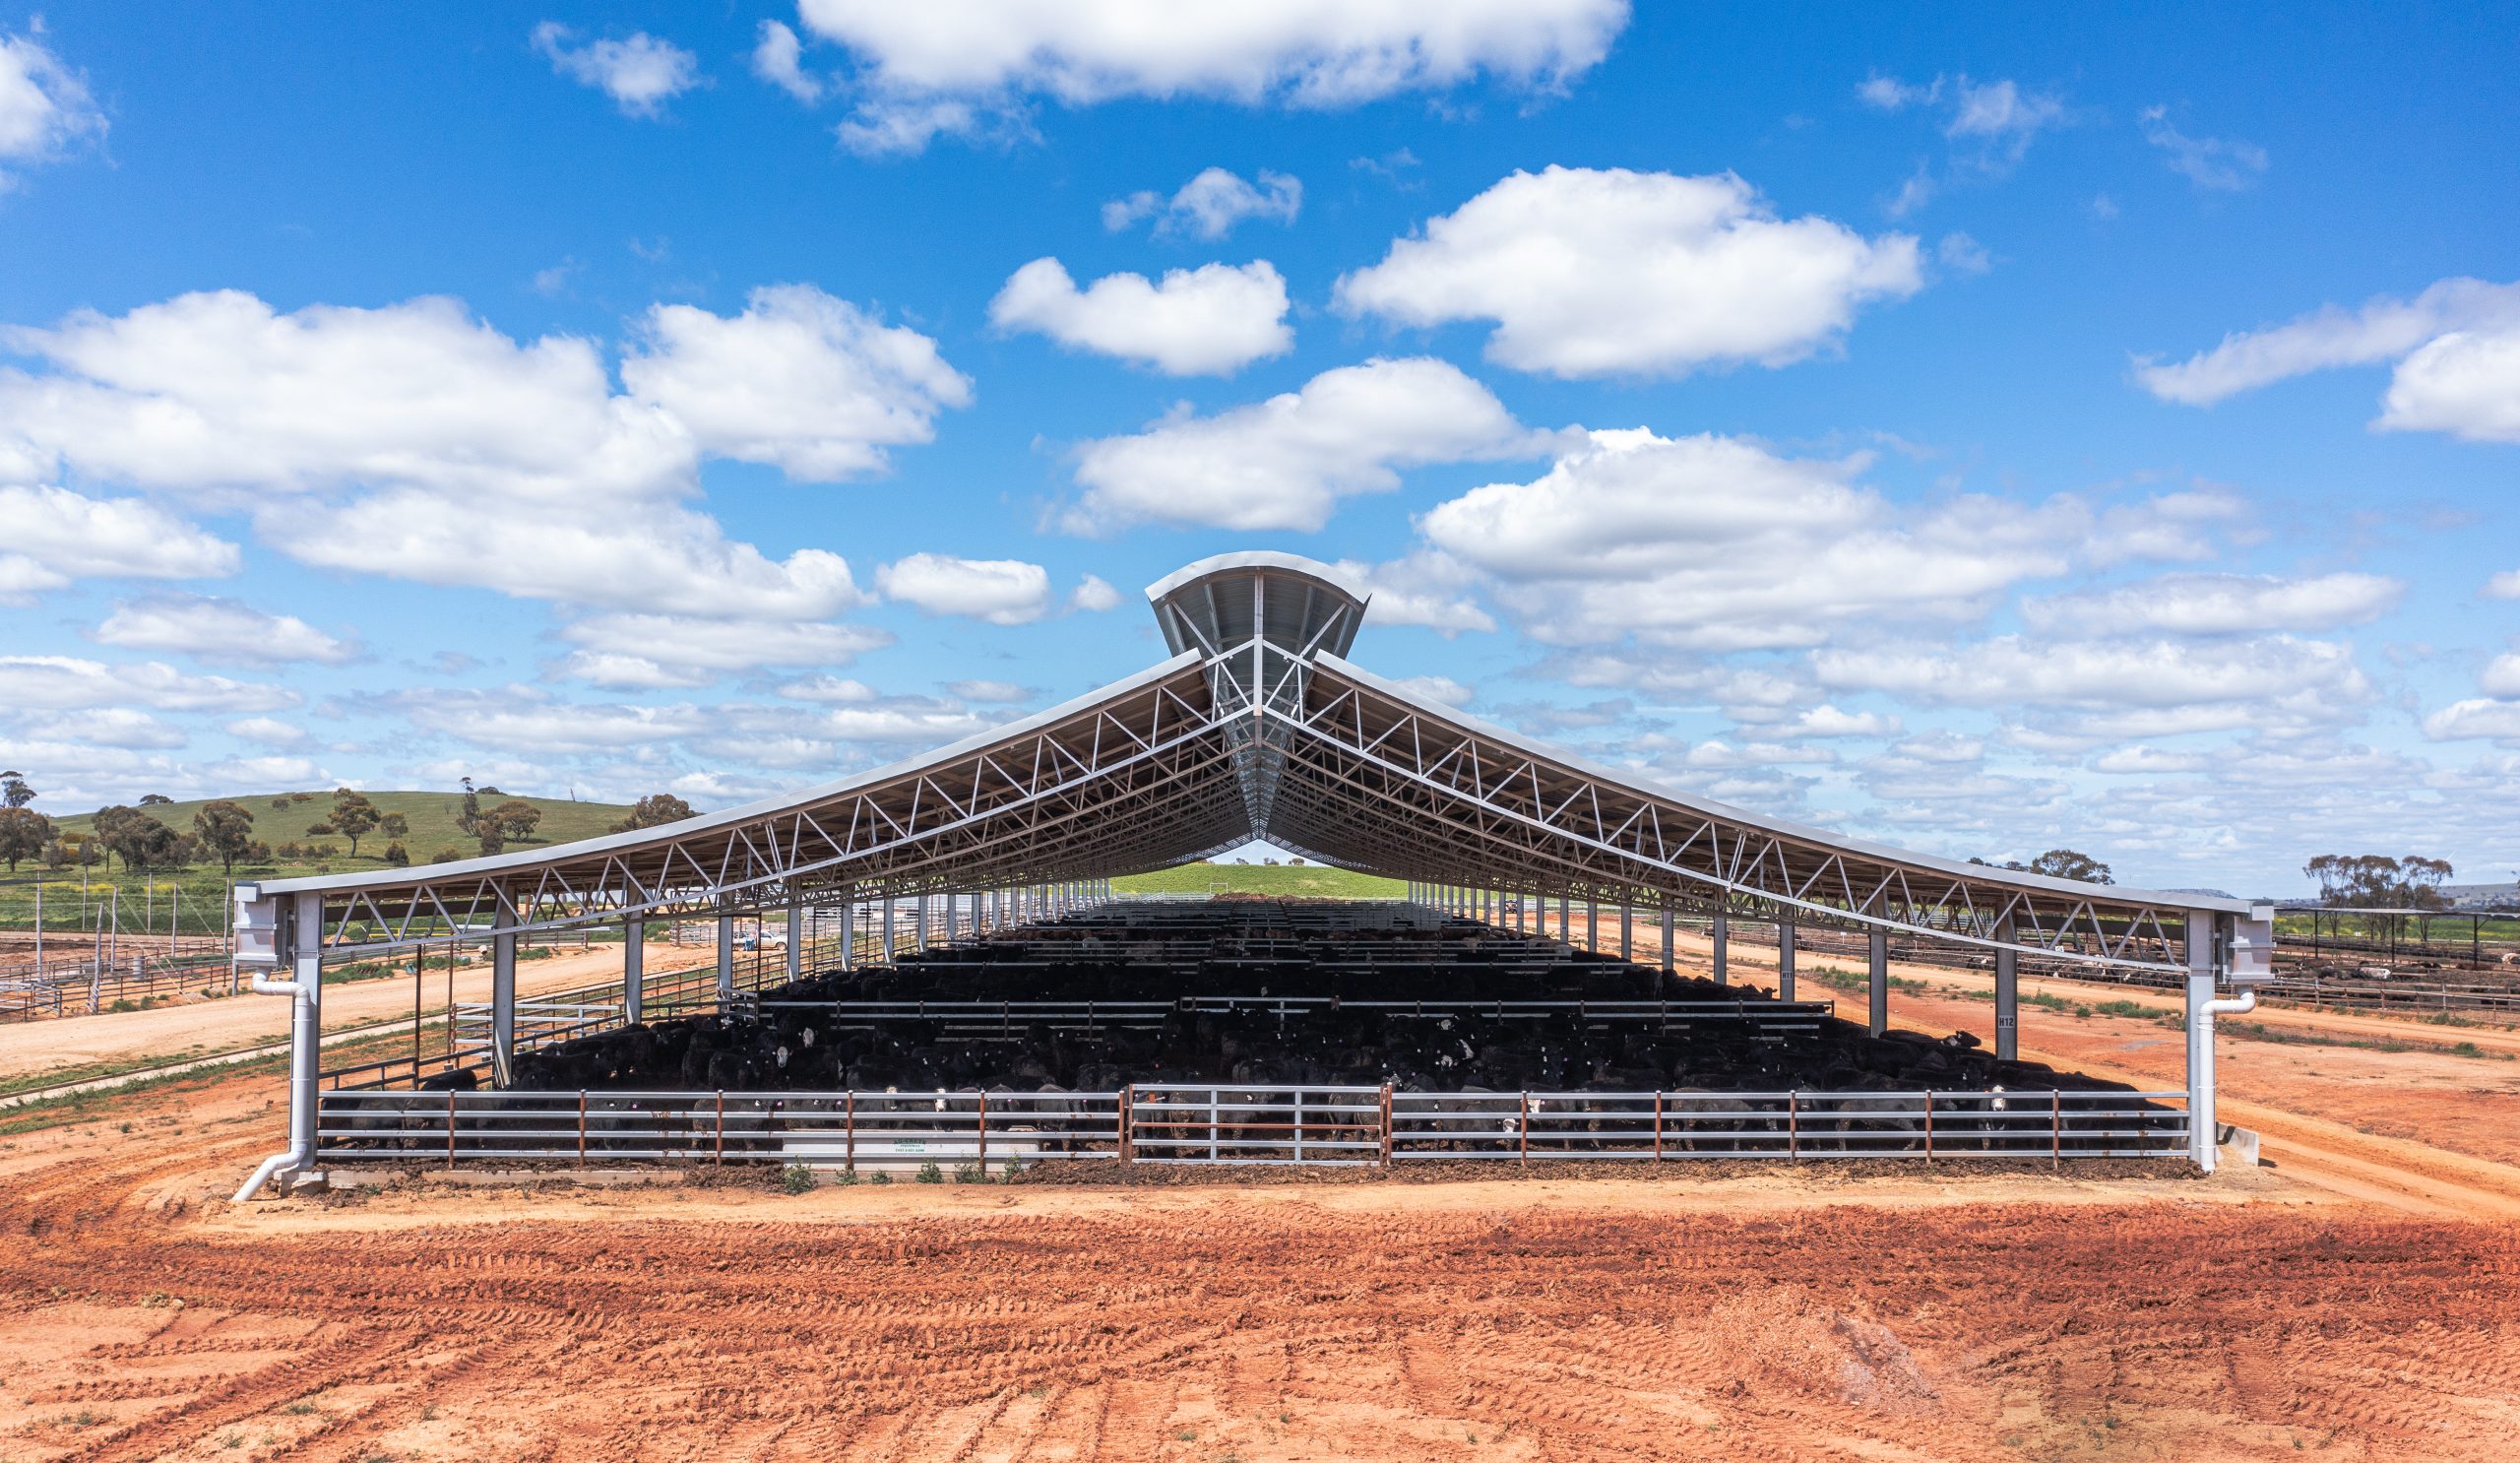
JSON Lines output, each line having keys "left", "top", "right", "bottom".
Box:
{"left": 2201, "top": 986, "right": 2259, "bottom": 1020}
{"left": 233, "top": 967, "right": 316, "bottom": 1202}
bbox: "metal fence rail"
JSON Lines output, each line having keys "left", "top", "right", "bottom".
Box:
{"left": 317, "top": 1089, "right": 1122, "bottom": 1171}
{"left": 744, "top": 994, "right": 1837, "bottom": 1036}
{"left": 316, "top": 1085, "right": 2187, "bottom": 1168}
{"left": 1386, "top": 1089, "right": 2188, "bottom": 1161}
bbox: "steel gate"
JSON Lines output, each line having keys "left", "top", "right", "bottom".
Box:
{"left": 1121, "top": 1084, "right": 1387, "bottom": 1164}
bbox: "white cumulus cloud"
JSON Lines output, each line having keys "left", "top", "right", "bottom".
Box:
{"left": 2023, "top": 572, "right": 2403, "bottom": 636}
{"left": 1103, "top": 166, "right": 1301, "bottom": 238}
{"left": 0, "top": 287, "right": 963, "bottom": 616}
{"left": 553, "top": 613, "right": 890, "bottom": 690}
{"left": 0, "top": 28, "right": 105, "bottom": 185}
{"left": 1416, "top": 429, "right": 2217, "bottom": 651}
{"left": 2132, "top": 277, "right": 2520, "bottom": 444}
{"left": 0, "top": 484, "right": 239, "bottom": 603}
{"left": 1064, "top": 356, "right": 1542, "bottom": 535}
{"left": 532, "top": 23, "right": 704, "bottom": 117}
{"left": 94, "top": 595, "right": 359, "bottom": 666}
{"left": 751, "top": 20, "right": 825, "bottom": 103}
{"left": 621, "top": 284, "right": 974, "bottom": 479}
{"left": 797, "top": 0, "right": 1629, "bottom": 155}
{"left": 1335, "top": 166, "right": 1922, "bottom": 378}
{"left": 988, "top": 258, "right": 1292, "bottom": 376}
{"left": 1068, "top": 574, "right": 1123, "bottom": 612}
{"left": 876, "top": 553, "right": 1055, "bottom": 625}
{"left": 0, "top": 655, "right": 296, "bottom": 714}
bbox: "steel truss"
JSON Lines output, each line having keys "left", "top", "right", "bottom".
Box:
{"left": 239, "top": 554, "right": 2267, "bottom": 979}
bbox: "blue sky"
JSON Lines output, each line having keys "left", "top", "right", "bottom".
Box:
{"left": 2, "top": 3, "right": 2516, "bottom": 895}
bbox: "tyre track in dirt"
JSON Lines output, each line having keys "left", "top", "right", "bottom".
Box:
{"left": 11, "top": 1064, "right": 2520, "bottom": 1459}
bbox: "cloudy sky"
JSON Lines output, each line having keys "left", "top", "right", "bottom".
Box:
{"left": 2, "top": 4, "right": 2516, "bottom": 895}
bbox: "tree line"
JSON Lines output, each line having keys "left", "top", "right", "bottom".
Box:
{"left": 1, "top": 771, "right": 703, "bottom": 878}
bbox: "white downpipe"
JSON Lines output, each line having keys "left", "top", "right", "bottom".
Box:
{"left": 2186, "top": 982, "right": 2258, "bottom": 1173}
{"left": 234, "top": 890, "right": 324, "bottom": 1202}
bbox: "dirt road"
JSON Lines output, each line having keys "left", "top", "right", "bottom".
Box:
{"left": 0, "top": 947, "right": 640, "bottom": 1087}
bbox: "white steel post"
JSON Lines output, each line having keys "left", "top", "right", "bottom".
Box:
{"left": 1619, "top": 902, "right": 1633, "bottom": 962}
{"left": 716, "top": 911, "right": 734, "bottom": 1003}
{"left": 839, "top": 895, "right": 856, "bottom": 971}
{"left": 1993, "top": 914, "right": 2018, "bottom": 1060}
{"left": 1660, "top": 903, "right": 1674, "bottom": 976}
{"left": 1777, "top": 914, "right": 1796, "bottom": 1001}
{"left": 1712, "top": 908, "right": 1729, "bottom": 985}
{"left": 285, "top": 891, "right": 326, "bottom": 1182}
{"left": 786, "top": 904, "right": 802, "bottom": 984}
{"left": 881, "top": 894, "right": 896, "bottom": 960}
{"left": 623, "top": 918, "right": 644, "bottom": 1025}
{"left": 1587, "top": 898, "right": 1600, "bottom": 953}
{"left": 916, "top": 893, "right": 931, "bottom": 950}
{"left": 491, "top": 888, "right": 518, "bottom": 1087}
{"left": 1867, "top": 920, "right": 1890, "bottom": 1037}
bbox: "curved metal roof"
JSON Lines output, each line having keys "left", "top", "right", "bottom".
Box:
{"left": 244, "top": 551, "right": 2265, "bottom": 977}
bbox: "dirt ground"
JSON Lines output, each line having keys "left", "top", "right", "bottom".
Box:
{"left": 3, "top": 926, "right": 2518, "bottom": 1460}
{"left": 0, "top": 948, "right": 634, "bottom": 1088}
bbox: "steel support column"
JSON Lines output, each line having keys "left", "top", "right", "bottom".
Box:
{"left": 716, "top": 912, "right": 734, "bottom": 1003}
{"left": 839, "top": 895, "right": 856, "bottom": 971}
{"left": 786, "top": 905, "right": 802, "bottom": 984}
{"left": 1660, "top": 904, "right": 1674, "bottom": 976}
{"left": 1619, "top": 902, "right": 1633, "bottom": 962}
{"left": 1712, "top": 909, "right": 1729, "bottom": 985}
{"left": 285, "top": 889, "right": 324, "bottom": 1174}
{"left": 1587, "top": 898, "right": 1600, "bottom": 953}
{"left": 1867, "top": 920, "right": 1890, "bottom": 1038}
{"left": 1993, "top": 914, "right": 2018, "bottom": 1060}
{"left": 623, "top": 918, "right": 644, "bottom": 1026}
{"left": 2186, "top": 914, "right": 2220, "bottom": 1170}
{"left": 1776, "top": 915, "right": 1796, "bottom": 1001}
{"left": 491, "top": 889, "right": 518, "bottom": 1087}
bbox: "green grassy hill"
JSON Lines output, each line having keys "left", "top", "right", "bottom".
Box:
{"left": 1111, "top": 862, "right": 1403, "bottom": 899}
{"left": 4, "top": 791, "right": 635, "bottom": 936}
{"left": 55, "top": 790, "right": 632, "bottom": 865}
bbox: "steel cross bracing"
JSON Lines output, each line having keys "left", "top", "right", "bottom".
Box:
{"left": 249, "top": 656, "right": 1259, "bottom": 957}
{"left": 239, "top": 551, "right": 2261, "bottom": 977}
{"left": 1262, "top": 657, "right": 2226, "bottom": 974}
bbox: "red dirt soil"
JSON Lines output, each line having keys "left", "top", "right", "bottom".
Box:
{"left": 2, "top": 1065, "right": 2518, "bottom": 1462}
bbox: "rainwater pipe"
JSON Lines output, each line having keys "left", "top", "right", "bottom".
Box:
{"left": 234, "top": 890, "right": 323, "bottom": 1202}
{"left": 2185, "top": 981, "right": 2257, "bottom": 1173}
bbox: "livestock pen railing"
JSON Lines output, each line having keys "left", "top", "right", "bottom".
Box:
{"left": 314, "top": 1085, "right": 2188, "bottom": 1171}
{"left": 749, "top": 994, "right": 1837, "bottom": 1037}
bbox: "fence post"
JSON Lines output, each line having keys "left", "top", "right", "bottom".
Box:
{"left": 579, "top": 1090, "right": 588, "bottom": 1168}
{"left": 845, "top": 1089, "right": 855, "bottom": 1175}
{"left": 1923, "top": 1091, "right": 1933, "bottom": 1162}
{"left": 1519, "top": 1091, "right": 1530, "bottom": 1162}
{"left": 1118, "top": 1085, "right": 1133, "bottom": 1163}
{"left": 1379, "top": 1085, "right": 1393, "bottom": 1166}
{"left": 1788, "top": 1090, "right": 1799, "bottom": 1160}
{"left": 447, "top": 1089, "right": 457, "bottom": 1169}
{"left": 976, "top": 1090, "right": 988, "bottom": 1177}
{"left": 1653, "top": 1091, "right": 1664, "bottom": 1161}
{"left": 715, "top": 1090, "right": 725, "bottom": 1166}
{"left": 2050, "top": 1089, "right": 2061, "bottom": 1166}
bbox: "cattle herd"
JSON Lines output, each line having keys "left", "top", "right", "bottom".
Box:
{"left": 496, "top": 898, "right": 2133, "bottom": 1102}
